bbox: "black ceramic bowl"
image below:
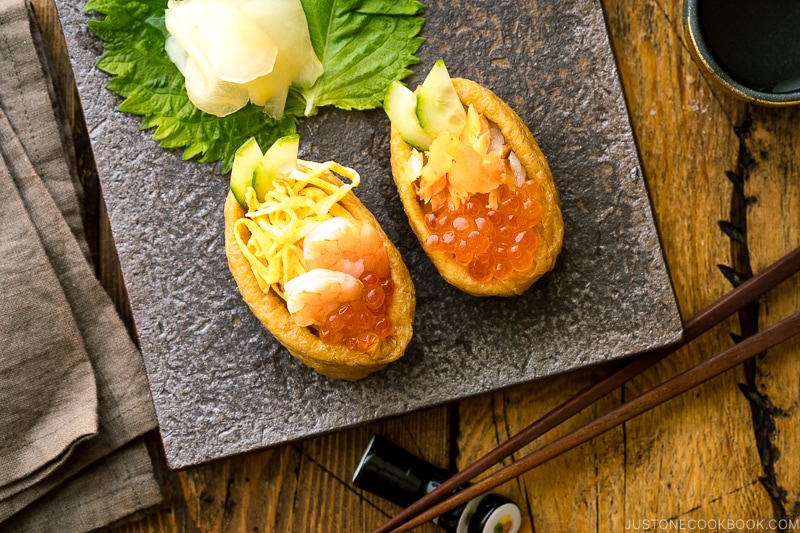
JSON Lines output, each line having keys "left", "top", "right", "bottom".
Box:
{"left": 683, "top": 0, "right": 800, "bottom": 106}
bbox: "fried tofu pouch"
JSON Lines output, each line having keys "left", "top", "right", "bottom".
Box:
{"left": 224, "top": 169, "right": 415, "bottom": 381}
{"left": 390, "top": 78, "right": 564, "bottom": 297}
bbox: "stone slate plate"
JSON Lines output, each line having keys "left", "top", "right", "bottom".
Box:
{"left": 57, "top": 0, "right": 683, "bottom": 469}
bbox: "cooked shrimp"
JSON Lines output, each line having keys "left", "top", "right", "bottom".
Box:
{"left": 284, "top": 268, "right": 363, "bottom": 327}
{"left": 303, "top": 217, "right": 390, "bottom": 279}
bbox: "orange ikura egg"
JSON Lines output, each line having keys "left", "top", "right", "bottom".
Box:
{"left": 422, "top": 182, "right": 544, "bottom": 283}
{"left": 319, "top": 270, "right": 396, "bottom": 353}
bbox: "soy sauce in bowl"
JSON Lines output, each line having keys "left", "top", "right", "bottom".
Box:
{"left": 684, "top": 0, "right": 800, "bottom": 105}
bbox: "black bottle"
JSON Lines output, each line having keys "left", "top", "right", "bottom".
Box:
{"left": 352, "top": 435, "right": 522, "bottom": 533}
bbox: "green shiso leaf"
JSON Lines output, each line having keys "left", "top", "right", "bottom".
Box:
{"left": 298, "top": 0, "right": 425, "bottom": 115}
{"left": 84, "top": 0, "right": 425, "bottom": 173}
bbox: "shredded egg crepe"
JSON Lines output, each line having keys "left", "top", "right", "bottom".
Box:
{"left": 233, "top": 161, "right": 360, "bottom": 299}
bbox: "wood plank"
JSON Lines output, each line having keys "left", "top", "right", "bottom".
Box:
{"left": 744, "top": 105, "right": 800, "bottom": 521}
{"left": 603, "top": 0, "right": 797, "bottom": 528}
{"left": 457, "top": 366, "right": 627, "bottom": 532}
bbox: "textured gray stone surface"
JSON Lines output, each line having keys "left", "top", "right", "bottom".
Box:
{"left": 57, "top": 0, "right": 683, "bottom": 469}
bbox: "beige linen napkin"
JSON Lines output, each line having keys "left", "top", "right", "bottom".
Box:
{"left": 0, "top": 107, "right": 160, "bottom": 516}
{"left": 0, "top": 0, "right": 164, "bottom": 530}
{"left": 0, "top": 0, "right": 88, "bottom": 259}
{"left": 1, "top": 440, "right": 162, "bottom": 533}
{"left": 0, "top": 0, "right": 99, "bottom": 499}
{"left": 0, "top": 118, "right": 99, "bottom": 499}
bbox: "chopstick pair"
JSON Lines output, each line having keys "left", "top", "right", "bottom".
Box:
{"left": 373, "top": 246, "right": 800, "bottom": 533}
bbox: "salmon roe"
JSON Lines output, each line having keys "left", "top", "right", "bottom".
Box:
{"left": 317, "top": 272, "right": 395, "bottom": 353}
{"left": 423, "top": 180, "right": 544, "bottom": 283}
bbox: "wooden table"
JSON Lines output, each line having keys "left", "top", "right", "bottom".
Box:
{"left": 35, "top": 0, "right": 799, "bottom": 531}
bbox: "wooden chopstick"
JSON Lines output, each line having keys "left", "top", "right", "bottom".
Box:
{"left": 372, "top": 246, "right": 800, "bottom": 533}
{"left": 388, "top": 310, "right": 800, "bottom": 533}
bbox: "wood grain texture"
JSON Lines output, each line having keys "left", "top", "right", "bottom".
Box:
{"left": 32, "top": 0, "right": 799, "bottom": 531}
{"left": 742, "top": 105, "right": 800, "bottom": 521}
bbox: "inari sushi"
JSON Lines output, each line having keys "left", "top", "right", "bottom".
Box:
{"left": 224, "top": 135, "right": 415, "bottom": 381}
{"left": 385, "top": 60, "right": 563, "bottom": 296}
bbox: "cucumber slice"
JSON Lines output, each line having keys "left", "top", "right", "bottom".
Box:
{"left": 416, "top": 59, "right": 466, "bottom": 137}
{"left": 253, "top": 134, "right": 300, "bottom": 201}
{"left": 383, "top": 80, "right": 433, "bottom": 151}
{"left": 230, "top": 137, "right": 263, "bottom": 208}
